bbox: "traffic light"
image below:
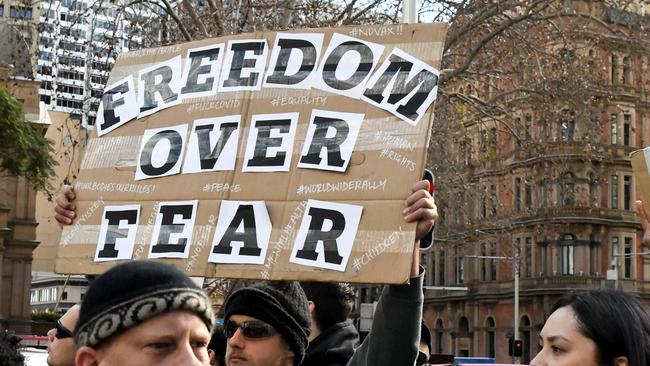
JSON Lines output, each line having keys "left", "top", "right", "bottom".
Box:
{"left": 509, "top": 339, "right": 523, "bottom": 357}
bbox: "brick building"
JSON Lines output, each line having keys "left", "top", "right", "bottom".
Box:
{"left": 421, "top": 2, "right": 650, "bottom": 363}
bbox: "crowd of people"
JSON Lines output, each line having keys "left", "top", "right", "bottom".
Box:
{"left": 0, "top": 181, "right": 647, "bottom": 366}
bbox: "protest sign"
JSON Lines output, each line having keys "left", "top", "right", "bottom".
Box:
{"left": 56, "top": 23, "right": 447, "bottom": 284}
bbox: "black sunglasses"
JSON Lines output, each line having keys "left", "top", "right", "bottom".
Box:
{"left": 416, "top": 351, "right": 430, "bottom": 366}
{"left": 55, "top": 320, "right": 73, "bottom": 339}
{"left": 224, "top": 320, "right": 277, "bottom": 339}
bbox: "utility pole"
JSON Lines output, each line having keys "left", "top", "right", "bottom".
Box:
{"left": 402, "top": 0, "right": 418, "bottom": 23}
{"left": 465, "top": 248, "right": 520, "bottom": 364}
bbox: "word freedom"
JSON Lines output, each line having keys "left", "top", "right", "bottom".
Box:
{"left": 97, "top": 32, "right": 440, "bottom": 136}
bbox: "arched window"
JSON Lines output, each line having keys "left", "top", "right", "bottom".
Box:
{"left": 435, "top": 319, "right": 444, "bottom": 354}
{"left": 458, "top": 316, "right": 470, "bottom": 336}
{"left": 485, "top": 316, "right": 496, "bottom": 358}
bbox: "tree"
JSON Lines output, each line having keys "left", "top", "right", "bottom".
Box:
{"left": 0, "top": 86, "right": 57, "bottom": 194}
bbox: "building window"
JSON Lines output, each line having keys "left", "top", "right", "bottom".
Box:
{"left": 622, "top": 57, "right": 631, "bottom": 85}
{"left": 623, "top": 114, "right": 631, "bottom": 146}
{"left": 525, "top": 114, "right": 532, "bottom": 140}
{"left": 514, "top": 178, "right": 521, "bottom": 212}
{"left": 525, "top": 183, "right": 532, "bottom": 209}
{"left": 624, "top": 237, "right": 633, "bottom": 279}
{"left": 525, "top": 237, "right": 532, "bottom": 278}
{"left": 489, "top": 127, "right": 497, "bottom": 154}
{"left": 560, "top": 172, "right": 575, "bottom": 207}
{"left": 435, "top": 319, "right": 444, "bottom": 354}
{"left": 486, "top": 317, "right": 496, "bottom": 358}
{"left": 10, "top": 6, "right": 32, "bottom": 19}
{"left": 561, "top": 234, "right": 575, "bottom": 276}
{"left": 30, "top": 290, "right": 37, "bottom": 303}
{"left": 560, "top": 110, "right": 575, "bottom": 141}
{"left": 0, "top": 5, "right": 4, "bottom": 16}
{"left": 611, "top": 54, "right": 619, "bottom": 83}
{"left": 611, "top": 113, "right": 618, "bottom": 144}
{"left": 611, "top": 175, "right": 618, "bottom": 209}
{"left": 611, "top": 236, "right": 619, "bottom": 271}
{"left": 624, "top": 175, "right": 632, "bottom": 211}
{"left": 455, "top": 246, "right": 464, "bottom": 284}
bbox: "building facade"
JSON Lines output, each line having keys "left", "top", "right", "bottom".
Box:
{"left": 36, "top": 0, "right": 153, "bottom": 126}
{"left": 30, "top": 273, "right": 87, "bottom": 312}
{"left": 422, "top": 2, "right": 650, "bottom": 363}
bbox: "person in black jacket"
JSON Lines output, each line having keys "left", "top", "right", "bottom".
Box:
{"left": 300, "top": 282, "right": 359, "bottom": 366}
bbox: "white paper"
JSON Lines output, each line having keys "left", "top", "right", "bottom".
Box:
{"left": 263, "top": 33, "right": 324, "bottom": 90}
{"left": 242, "top": 112, "right": 299, "bottom": 172}
{"left": 179, "top": 43, "right": 225, "bottom": 100}
{"left": 208, "top": 200, "right": 272, "bottom": 264}
{"left": 96, "top": 76, "right": 139, "bottom": 136}
{"left": 137, "top": 55, "right": 183, "bottom": 118}
{"left": 219, "top": 39, "right": 269, "bottom": 92}
{"left": 297, "top": 109, "right": 364, "bottom": 172}
{"left": 94, "top": 204, "right": 141, "bottom": 262}
{"left": 135, "top": 123, "right": 189, "bottom": 181}
{"left": 290, "top": 199, "right": 363, "bottom": 271}
{"left": 148, "top": 200, "right": 198, "bottom": 259}
{"left": 183, "top": 116, "right": 240, "bottom": 174}
{"left": 361, "top": 48, "right": 440, "bottom": 126}
{"left": 313, "top": 33, "right": 384, "bottom": 99}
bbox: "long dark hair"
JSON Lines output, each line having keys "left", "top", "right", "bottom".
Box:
{"left": 552, "top": 289, "right": 650, "bottom": 366}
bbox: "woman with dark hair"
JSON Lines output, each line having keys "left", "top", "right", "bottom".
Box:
{"left": 531, "top": 289, "right": 650, "bottom": 366}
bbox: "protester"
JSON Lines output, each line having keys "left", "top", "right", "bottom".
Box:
{"left": 299, "top": 282, "right": 359, "bottom": 366}
{"left": 46, "top": 304, "right": 80, "bottom": 366}
{"left": 208, "top": 324, "right": 227, "bottom": 366}
{"left": 417, "top": 322, "right": 432, "bottom": 366}
{"left": 56, "top": 178, "right": 436, "bottom": 366}
{"left": 74, "top": 260, "right": 214, "bottom": 366}
{"left": 0, "top": 330, "right": 24, "bottom": 366}
{"left": 223, "top": 280, "right": 311, "bottom": 366}
{"left": 530, "top": 289, "right": 650, "bottom": 366}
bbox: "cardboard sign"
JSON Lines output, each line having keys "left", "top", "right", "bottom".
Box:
{"left": 56, "top": 23, "right": 448, "bottom": 284}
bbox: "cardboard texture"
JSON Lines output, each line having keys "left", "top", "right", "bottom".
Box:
{"left": 56, "top": 23, "right": 448, "bottom": 284}
{"left": 631, "top": 147, "right": 650, "bottom": 216}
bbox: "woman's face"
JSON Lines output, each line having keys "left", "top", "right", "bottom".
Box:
{"left": 530, "top": 306, "right": 600, "bottom": 366}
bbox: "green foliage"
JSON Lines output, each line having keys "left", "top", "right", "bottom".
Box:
{"left": 30, "top": 310, "right": 59, "bottom": 322}
{"left": 0, "top": 87, "right": 57, "bottom": 195}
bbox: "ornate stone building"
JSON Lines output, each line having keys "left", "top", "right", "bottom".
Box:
{"left": 422, "top": 1, "right": 650, "bottom": 363}
{"left": 0, "top": 64, "right": 44, "bottom": 334}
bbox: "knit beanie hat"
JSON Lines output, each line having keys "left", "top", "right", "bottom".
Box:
{"left": 75, "top": 260, "right": 214, "bottom": 348}
{"left": 223, "top": 281, "right": 311, "bottom": 365}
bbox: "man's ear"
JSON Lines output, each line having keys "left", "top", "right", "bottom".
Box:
{"left": 614, "top": 356, "right": 629, "bottom": 366}
{"left": 76, "top": 346, "right": 100, "bottom": 366}
{"left": 208, "top": 349, "right": 216, "bottom": 365}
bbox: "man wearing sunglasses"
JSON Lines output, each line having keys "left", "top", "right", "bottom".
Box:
{"left": 221, "top": 179, "right": 437, "bottom": 366}
{"left": 46, "top": 304, "right": 80, "bottom": 366}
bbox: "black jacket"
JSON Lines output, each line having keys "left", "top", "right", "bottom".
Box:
{"left": 302, "top": 320, "right": 360, "bottom": 366}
